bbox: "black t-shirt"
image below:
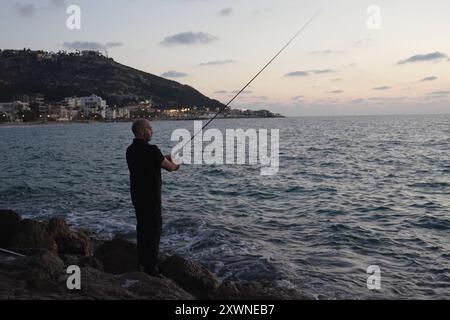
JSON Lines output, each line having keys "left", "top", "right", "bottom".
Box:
{"left": 126, "top": 139, "right": 165, "bottom": 209}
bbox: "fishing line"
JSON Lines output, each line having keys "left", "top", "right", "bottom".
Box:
{"left": 177, "top": 10, "right": 323, "bottom": 152}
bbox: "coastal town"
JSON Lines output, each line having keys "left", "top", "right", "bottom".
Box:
{"left": 0, "top": 93, "right": 282, "bottom": 123}
{"left": 0, "top": 49, "right": 282, "bottom": 123}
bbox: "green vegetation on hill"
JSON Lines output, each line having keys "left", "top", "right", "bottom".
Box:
{"left": 0, "top": 49, "right": 225, "bottom": 109}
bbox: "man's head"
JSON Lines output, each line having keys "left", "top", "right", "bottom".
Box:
{"left": 132, "top": 119, "right": 153, "bottom": 141}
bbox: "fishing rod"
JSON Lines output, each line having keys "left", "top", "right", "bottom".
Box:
{"left": 0, "top": 247, "right": 26, "bottom": 258}
{"left": 178, "top": 10, "right": 322, "bottom": 151}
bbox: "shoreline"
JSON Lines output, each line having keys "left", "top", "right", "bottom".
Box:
{"left": 0, "top": 209, "right": 309, "bottom": 300}
{"left": 0, "top": 116, "right": 285, "bottom": 128}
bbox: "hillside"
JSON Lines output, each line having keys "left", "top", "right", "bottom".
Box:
{"left": 0, "top": 49, "right": 225, "bottom": 109}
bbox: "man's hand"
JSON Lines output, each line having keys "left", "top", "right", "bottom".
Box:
{"left": 161, "top": 156, "right": 180, "bottom": 172}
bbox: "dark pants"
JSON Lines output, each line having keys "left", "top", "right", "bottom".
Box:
{"left": 135, "top": 207, "right": 162, "bottom": 272}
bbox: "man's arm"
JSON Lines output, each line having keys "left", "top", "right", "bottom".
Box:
{"left": 161, "top": 156, "right": 180, "bottom": 172}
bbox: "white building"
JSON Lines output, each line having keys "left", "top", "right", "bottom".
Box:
{"left": 79, "top": 95, "right": 107, "bottom": 118}
{"left": 0, "top": 103, "right": 13, "bottom": 121}
{"left": 49, "top": 105, "right": 80, "bottom": 121}
{"left": 64, "top": 97, "right": 82, "bottom": 109}
{"left": 106, "top": 107, "right": 117, "bottom": 120}
{"left": 117, "top": 107, "right": 131, "bottom": 119}
{"left": 0, "top": 101, "right": 30, "bottom": 121}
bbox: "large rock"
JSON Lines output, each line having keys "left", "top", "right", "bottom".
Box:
{"left": 94, "top": 236, "right": 139, "bottom": 274}
{"left": 79, "top": 256, "right": 103, "bottom": 271}
{"left": 0, "top": 253, "right": 194, "bottom": 300}
{"left": 20, "top": 250, "right": 65, "bottom": 290}
{"left": 76, "top": 267, "right": 137, "bottom": 300}
{"left": 47, "top": 218, "right": 92, "bottom": 256}
{"left": 214, "top": 280, "right": 244, "bottom": 300}
{"left": 0, "top": 210, "right": 21, "bottom": 247}
{"left": 10, "top": 219, "right": 57, "bottom": 253}
{"left": 215, "top": 280, "right": 310, "bottom": 300}
{"left": 115, "top": 272, "right": 195, "bottom": 300}
{"left": 161, "top": 254, "right": 220, "bottom": 299}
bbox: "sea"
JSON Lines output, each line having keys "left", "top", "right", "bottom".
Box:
{"left": 1, "top": 114, "right": 449, "bottom": 299}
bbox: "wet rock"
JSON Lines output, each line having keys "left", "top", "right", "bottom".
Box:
{"left": 79, "top": 256, "right": 103, "bottom": 271}
{"left": 61, "top": 254, "right": 80, "bottom": 267}
{"left": 0, "top": 271, "right": 25, "bottom": 299}
{"left": 72, "top": 267, "right": 135, "bottom": 299}
{"left": 94, "top": 236, "right": 139, "bottom": 274}
{"left": 10, "top": 220, "right": 57, "bottom": 253}
{"left": 22, "top": 250, "right": 65, "bottom": 290}
{"left": 161, "top": 254, "right": 220, "bottom": 299}
{"left": 48, "top": 217, "right": 92, "bottom": 256}
{"left": 116, "top": 272, "right": 195, "bottom": 300}
{"left": 214, "top": 280, "right": 244, "bottom": 300}
{"left": 0, "top": 210, "right": 22, "bottom": 247}
{"left": 214, "top": 280, "right": 311, "bottom": 300}
{"left": 0, "top": 215, "right": 310, "bottom": 300}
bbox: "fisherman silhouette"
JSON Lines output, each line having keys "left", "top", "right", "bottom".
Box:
{"left": 126, "top": 119, "right": 180, "bottom": 276}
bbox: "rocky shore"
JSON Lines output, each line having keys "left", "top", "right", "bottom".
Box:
{"left": 0, "top": 210, "right": 308, "bottom": 300}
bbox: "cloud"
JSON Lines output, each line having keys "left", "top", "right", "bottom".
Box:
{"left": 420, "top": 76, "right": 438, "bottom": 82}
{"left": 424, "top": 91, "right": 450, "bottom": 101}
{"left": 14, "top": 3, "right": 38, "bottom": 16}
{"left": 350, "top": 98, "right": 365, "bottom": 104}
{"left": 232, "top": 90, "right": 252, "bottom": 94}
{"left": 199, "top": 60, "right": 236, "bottom": 66}
{"left": 214, "top": 90, "right": 228, "bottom": 94}
{"left": 62, "top": 41, "right": 124, "bottom": 51}
{"left": 367, "top": 97, "right": 406, "bottom": 102}
{"left": 250, "top": 96, "right": 268, "bottom": 100}
{"left": 329, "top": 90, "right": 344, "bottom": 94}
{"left": 428, "top": 91, "right": 450, "bottom": 96}
{"left": 398, "top": 52, "right": 448, "bottom": 65}
{"left": 161, "top": 70, "right": 189, "bottom": 78}
{"left": 160, "top": 32, "right": 217, "bottom": 46}
{"left": 292, "top": 95, "right": 304, "bottom": 101}
{"left": 331, "top": 78, "right": 342, "bottom": 82}
{"left": 218, "top": 8, "right": 232, "bottom": 16}
{"left": 308, "top": 69, "right": 337, "bottom": 74}
{"left": 284, "top": 69, "right": 337, "bottom": 77}
{"left": 285, "top": 71, "right": 309, "bottom": 77}
{"left": 15, "top": 1, "right": 66, "bottom": 16}
{"left": 373, "top": 86, "right": 392, "bottom": 91}
{"left": 310, "top": 50, "right": 344, "bottom": 55}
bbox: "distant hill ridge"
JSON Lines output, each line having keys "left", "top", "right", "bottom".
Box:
{"left": 0, "top": 49, "right": 225, "bottom": 109}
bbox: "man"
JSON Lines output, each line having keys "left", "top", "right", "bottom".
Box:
{"left": 126, "top": 119, "right": 180, "bottom": 276}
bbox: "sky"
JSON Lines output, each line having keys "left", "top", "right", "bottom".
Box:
{"left": 1, "top": 0, "right": 450, "bottom": 116}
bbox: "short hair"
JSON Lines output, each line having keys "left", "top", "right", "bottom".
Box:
{"left": 132, "top": 119, "right": 149, "bottom": 136}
